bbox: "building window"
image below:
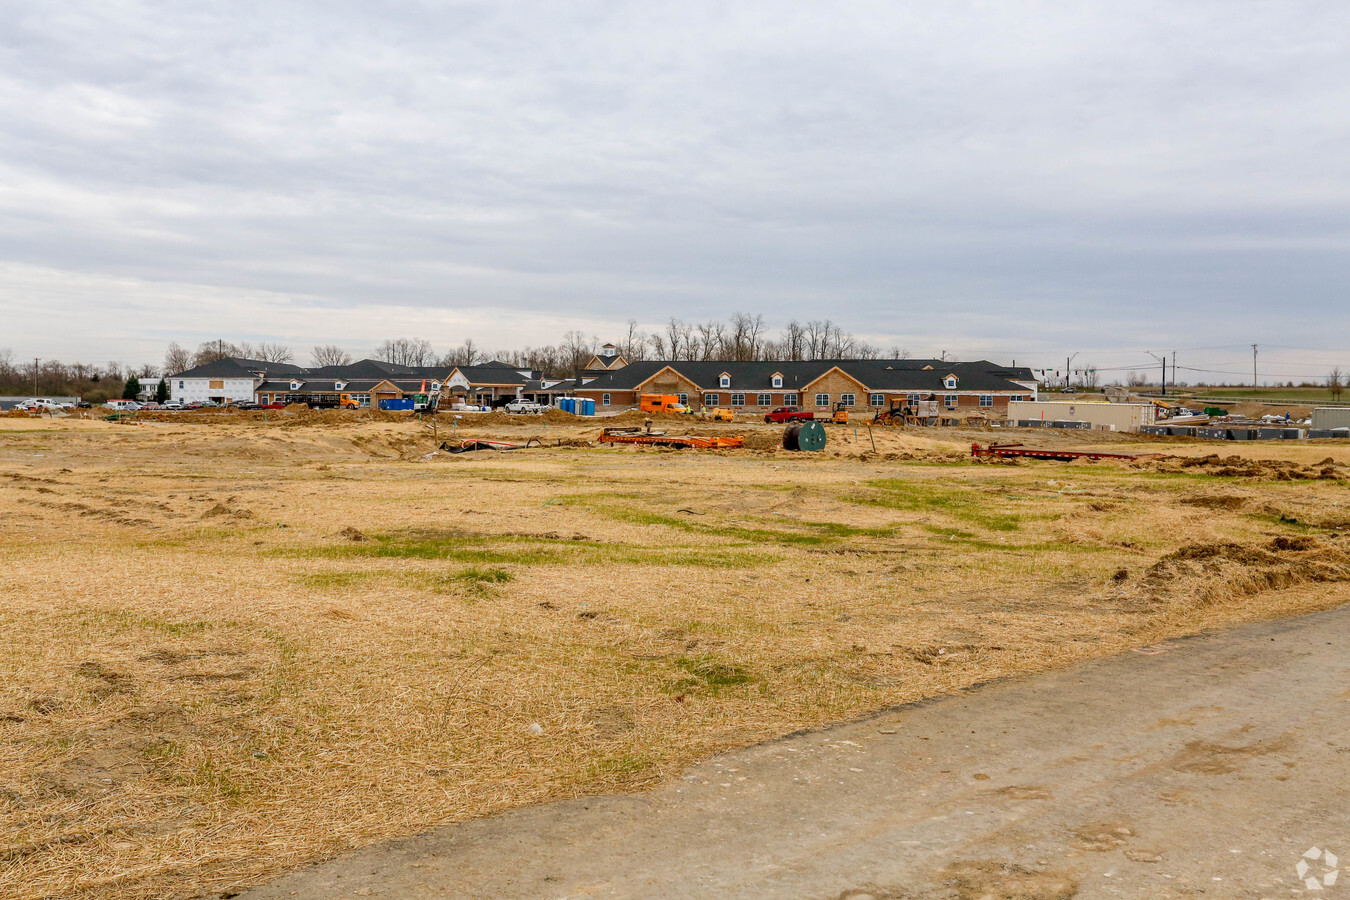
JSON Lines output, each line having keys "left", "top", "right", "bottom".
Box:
{"left": 784, "top": 392, "right": 798, "bottom": 406}
{"left": 815, "top": 393, "right": 829, "bottom": 407}
{"left": 1010, "top": 395, "right": 1024, "bottom": 402}
{"left": 731, "top": 393, "right": 745, "bottom": 407}
{"left": 602, "top": 393, "right": 611, "bottom": 406}
{"left": 839, "top": 393, "right": 855, "bottom": 407}
{"left": 908, "top": 392, "right": 921, "bottom": 402}
{"left": 719, "top": 374, "right": 730, "bottom": 388}
{"left": 945, "top": 394, "right": 958, "bottom": 408}
{"left": 677, "top": 393, "right": 688, "bottom": 406}
{"left": 870, "top": 393, "right": 884, "bottom": 407}
{"left": 704, "top": 393, "right": 719, "bottom": 406}
{"left": 979, "top": 395, "right": 993, "bottom": 407}
{"left": 757, "top": 392, "right": 772, "bottom": 406}
{"left": 771, "top": 375, "right": 783, "bottom": 389}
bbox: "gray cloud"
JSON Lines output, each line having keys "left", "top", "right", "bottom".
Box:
{"left": 1, "top": 1, "right": 1348, "bottom": 374}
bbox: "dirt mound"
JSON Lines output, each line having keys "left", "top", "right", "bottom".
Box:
{"left": 1142, "top": 454, "right": 1347, "bottom": 481}
{"left": 1140, "top": 536, "right": 1350, "bottom": 608}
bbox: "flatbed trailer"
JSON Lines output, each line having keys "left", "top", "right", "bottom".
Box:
{"left": 599, "top": 429, "right": 744, "bottom": 450}
{"left": 971, "top": 442, "right": 1143, "bottom": 462}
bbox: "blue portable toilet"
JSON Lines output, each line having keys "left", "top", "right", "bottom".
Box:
{"left": 581, "top": 398, "right": 595, "bottom": 416}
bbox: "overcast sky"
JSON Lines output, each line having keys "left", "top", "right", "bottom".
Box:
{"left": 2, "top": 1, "right": 1347, "bottom": 381}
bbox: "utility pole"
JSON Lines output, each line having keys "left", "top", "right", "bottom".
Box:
{"left": 1066, "top": 352, "right": 1080, "bottom": 390}
{"left": 1146, "top": 352, "right": 1167, "bottom": 396}
{"left": 1252, "top": 344, "right": 1258, "bottom": 388}
{"left": 1172, "top": 351, "right": 1176, "bottom": 393}
{"left": 33, "top": 358, "right": 39, "bottom": 398}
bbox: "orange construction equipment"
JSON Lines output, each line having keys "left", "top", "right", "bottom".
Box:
{"left": 640, "top": 393, "right": 690, "bottom": 414}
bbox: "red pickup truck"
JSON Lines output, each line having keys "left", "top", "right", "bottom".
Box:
{"left": 764, "top": 406, "right": 814, "bottom": 423}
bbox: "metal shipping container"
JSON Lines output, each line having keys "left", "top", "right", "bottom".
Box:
{"left": 1006, "top": 401, "right": 1156, "bottom": 432}
{"left": 1311, "top": 408, "right": 1350, "bottom": 430}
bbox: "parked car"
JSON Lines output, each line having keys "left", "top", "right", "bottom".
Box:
{"left": 257, "top": 402, "right": 286, "bottom": 410}
{"left": 104, "top": 399, "right": 142, "bottom": 411}
{"left": 184, "top": 400, "right": 217, "bottom": 409}
{"left": 161, "top": 401, "right": 184, "bottom": 410}
{"left": 504, "top": 399, "right": 547, "bottom": 414}
{"left": 764, "top": 406, "right": 814, "bottom": 424}
{"left": 74, "top": 400, "right": 92, "bottom": 409}
{"left": 231, "top": 401, "right": 260, "bottom": 410}
{"left": 139, "top": 402, "right": 165, "bottom": 411}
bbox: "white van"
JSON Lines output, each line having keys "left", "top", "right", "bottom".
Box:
{"left": 104, "top": 399, "right": 142, "bottom": 411}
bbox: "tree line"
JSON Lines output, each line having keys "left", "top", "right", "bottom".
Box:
{"left": 159, "top": 317, "right": 911, "bottom": 380}
{"left": 362, "top": 316, "right": 910, "bottom": 378}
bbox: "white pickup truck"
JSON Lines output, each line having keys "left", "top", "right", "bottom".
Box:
{"left": 504, "top": 400, "right": 547, "bottom": 414}
{"left": 16, "top": 398, "right": 69, "bottom": 412}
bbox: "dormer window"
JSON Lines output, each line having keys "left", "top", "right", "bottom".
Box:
{"left": 771, "top": 373, "right": 783, "bottom": 389}
{"left": 334, "top": 381, "right": 346, "bottom": 391}
{"left": 290, "top": 380, "right": 301, "bottom": 391}
{"left": 943, "top": 375, "right": 958, "bottom": 389}
{"left": 719, "top": 373, "right": 731, "bottom": 388}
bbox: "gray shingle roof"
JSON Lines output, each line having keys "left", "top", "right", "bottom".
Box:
{"left": 171, "top": 357, "right": 305, "bottom": 379}
{"left": 576, "top": 359, "right": 1035, "bottom": 393}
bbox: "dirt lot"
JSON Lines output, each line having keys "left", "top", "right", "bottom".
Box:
{"left": 2, "top": 412, "right": 1349, "bottom": 899}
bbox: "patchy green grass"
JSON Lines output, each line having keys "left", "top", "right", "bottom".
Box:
{"left": 561, "top": 494, "right": 900, "bottom": 547}
{"left": 423, "top": 566, "right": 516, "bottom": 597}
{"left": 276, "top": 529, "right": 776, "bottom": 570}
{"left": 671, "top": 656, "right": 757, "bottom": 694}
{"left": 856, "top": 479, "right": 1023, "bottom": 532}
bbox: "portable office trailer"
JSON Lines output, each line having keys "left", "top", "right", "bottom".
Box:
{"left": 1311, "top": 408, "right": 1350, "bottom": 430}
{"left": 1006, "top": 401, "right": 1156, "bottom": 432}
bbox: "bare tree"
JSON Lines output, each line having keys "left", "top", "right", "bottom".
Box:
{"left": 886, "top": 346, "right": 911, "bottom": 360}
{"left": 1330, "top": 367, "right": 1344, "bottom": 402}
{"left": 191, "top": 340, "right": 240, "bottom": 366}
{"left": 621, "top": 319, "right": 646, "bottom": 361}
{"left": 1082, "top": 365, "right": 1101, "bottom": 389}
{"left": 560, "top": 330, "right": 597, "bottom": 372}
{"left": 664, "top": 318, "right": 692, "bottom": 360}
{"left": 374, "top": 338, "right": 436, "bottom": 367}
{"left": 803, "top": 321, "right": 828, "bottom": 359}
{"left": 695, "top": 320, "right": 725, "bottom": 360}
{"left": 726, "top": 313, "right": 766, "bottom": 361}
{"left": 781, "top": 321, "right": 806, "bottom": 361}
{"left": 647, "top": 333, "right": 667, "bottom": 359}
{"left": 311, "top": 344, "right": 353, "bottom": 367}
{"left": 254, "top": 342, "right": 294, "bottom": 364}
{"left": 440, "top": 338, "right": 480, "bottom": 367}
{"left": 164, "top": 342, "right": 192, "bottom": 375}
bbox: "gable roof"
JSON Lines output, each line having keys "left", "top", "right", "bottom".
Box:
{"left": 170, "top": 357, "right": 306, "bottom": 379}
{"left": 575, "top": 359, "right": 1034, "bottom": 394}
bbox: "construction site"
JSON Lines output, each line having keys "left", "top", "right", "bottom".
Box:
{"left": 2, "top": 407, "right": 1350, "bottom": 899}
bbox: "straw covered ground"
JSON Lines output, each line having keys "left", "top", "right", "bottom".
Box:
{"left": 2, "top": 412, "right": 1350, "bottom": 898}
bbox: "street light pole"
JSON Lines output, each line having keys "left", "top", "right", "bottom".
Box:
{"left": 1066, "top": 352, "right": 1079, "bottom": 390}
{"left": 33, "top": 358, "right": 39, "bottom": 398}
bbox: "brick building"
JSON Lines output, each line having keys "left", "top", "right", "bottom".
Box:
{"left": 568, "top": 359, "right": 1038, "bottom": 415}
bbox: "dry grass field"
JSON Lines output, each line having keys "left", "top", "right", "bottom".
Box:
{"left": 3, "top": 412, "right": 1350, "bottom": 899}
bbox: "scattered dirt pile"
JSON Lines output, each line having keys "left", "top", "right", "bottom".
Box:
{"left": 1138, "top": 535, "right": 1350, "bottom": 607}
{"left": 1138, "top": 454, "right": 1348, "bottom": 481}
